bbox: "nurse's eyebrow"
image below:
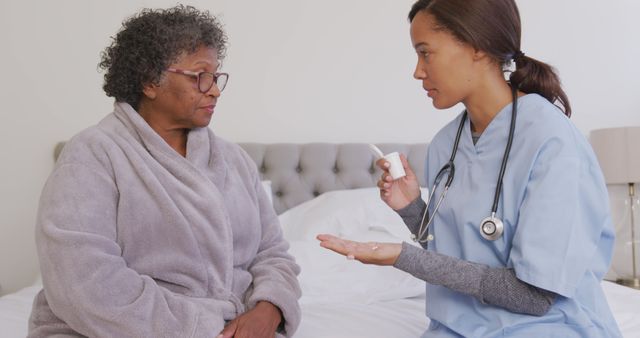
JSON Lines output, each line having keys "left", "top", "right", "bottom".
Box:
{"left": 414, "top": 42, "right": 429, "bottom": 49}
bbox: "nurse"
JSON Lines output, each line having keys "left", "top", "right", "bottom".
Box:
{"left": 317, "top": 0, "right": 622, "bottom": 337}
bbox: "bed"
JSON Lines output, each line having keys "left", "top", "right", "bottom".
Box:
{"left": 1, "top": 142, "right": 639, "bottom": 338}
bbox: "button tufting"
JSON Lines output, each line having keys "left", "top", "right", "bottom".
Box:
{"left": 295, "top": 166, "right": 302, "bottom": 173}
{"left": 313, "top": 191, "right": 320, "bottom": 197}
{"left": 333, "top": 167, "right": 339, "bottom": 173}
{"left": 276, "top": 191, "right": 283, "bottom": 197}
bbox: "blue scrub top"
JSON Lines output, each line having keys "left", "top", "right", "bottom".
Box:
{"left": 422, "top": 94, "right": 622, "bottom": 337}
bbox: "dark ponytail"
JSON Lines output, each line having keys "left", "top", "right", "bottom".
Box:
{"left": 510, "top": 54, "right": 571, "bottom": 117}
{"left": 409, "top": 0, "right": 571, "bottom": 117}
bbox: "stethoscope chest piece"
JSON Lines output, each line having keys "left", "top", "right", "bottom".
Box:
{"left": 480, "top": 214, "right": 504, "bottom": 241}
{"left": 411, "top": 86, "right": 518, "bottom": 243}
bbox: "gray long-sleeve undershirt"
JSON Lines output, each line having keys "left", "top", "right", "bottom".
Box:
{"left": 392, "top": 197, "right": 557, "bottom": 316}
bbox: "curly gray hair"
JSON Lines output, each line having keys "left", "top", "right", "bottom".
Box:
{"left": 98, "top": 5, "right": 228, "bottom": 109}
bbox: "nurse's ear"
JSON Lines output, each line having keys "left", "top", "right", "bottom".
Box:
{"left": 472, "top": 48, "right": 490, "bottom": 62}
{"left": 471, "top": 48, "right": 501, "bottom": 71}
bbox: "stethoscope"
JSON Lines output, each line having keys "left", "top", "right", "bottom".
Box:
{"left": 412, "top": 86, "right": 518, "bottom": 243}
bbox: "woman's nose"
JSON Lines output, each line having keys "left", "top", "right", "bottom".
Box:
{"left": 207, "top": 83, "right": 221, "bottom": 97}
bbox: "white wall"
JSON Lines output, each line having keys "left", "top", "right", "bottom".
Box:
{"left": 1, "top": 0, "right": 639, "bottom": 295}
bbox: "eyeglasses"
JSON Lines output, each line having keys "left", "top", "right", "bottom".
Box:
{"left": 166, "top": 68, "right": 229, "bottom": 93}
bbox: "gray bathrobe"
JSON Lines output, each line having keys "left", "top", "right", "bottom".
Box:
{"left": 28, "top": 102, "right": 301, "bottom": 337}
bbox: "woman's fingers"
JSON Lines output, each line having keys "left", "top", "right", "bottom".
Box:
{"left": 217, "top": 320, "right": 238, "bottom": 338}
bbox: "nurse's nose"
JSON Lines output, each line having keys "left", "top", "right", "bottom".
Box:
{"left": 413, "top": 60, "right": 427, "bottom": 80}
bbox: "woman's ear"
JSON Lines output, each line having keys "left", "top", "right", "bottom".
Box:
{"left": 142, "top": 83, "right": 158, "bottom": 100}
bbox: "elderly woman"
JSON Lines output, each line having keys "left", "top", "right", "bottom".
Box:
{"left": 28, "top": 6, "right": 300, "bottom": 338}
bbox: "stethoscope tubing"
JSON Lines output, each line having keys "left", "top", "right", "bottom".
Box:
{"left": 413, "top": 86, "right": 518, "bottom": 243}
{"left": 491, "top": 89, "right": 518, "bottom": 214}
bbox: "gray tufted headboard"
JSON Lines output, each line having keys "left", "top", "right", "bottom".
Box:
{"left": 239, "top": 143, "right": 427, "bottom": 214}
{"left": 54, "top": 142, "right": 428, "bottom": 214}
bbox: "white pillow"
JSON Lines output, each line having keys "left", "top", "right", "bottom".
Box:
{"left": 289, "top": 237, "right": 425, "bottom": 303}
{"left": 278, "top": 187, "right": 428, "bottom": 242}
{"left": 278, "top": 187, "right": 429, "bottom": 302}
{"left": 261, "top": 180, "right": 273, "bottom": 205}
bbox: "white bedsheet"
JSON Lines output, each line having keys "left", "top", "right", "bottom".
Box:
{"left": 601, "top": 281, "right": 640, "bottom": 338}
{"left": 297, "top": 295, "right": 427, "bottom": 338}
{"left": 289, "top": 238, "right": 428, "bottom": 337}
{"left": 0, "top": 284, "right": 39, "bottom": 337}
{"left": 2, "top": 188, "right": 639, "bottom": 337}
{"left": 2, "top": 276, "right": 639, "bottom": 337}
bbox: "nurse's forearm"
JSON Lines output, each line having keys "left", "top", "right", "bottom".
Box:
{"left": 395, "top": 197, "right": 427, "bottom": 236}
{"left": 393, "top": 242, "right": 557, "bottom": 316}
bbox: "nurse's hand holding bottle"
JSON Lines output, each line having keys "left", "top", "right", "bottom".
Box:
{"left": 376, "top": 154, "right": 421, "bottom": 210}
{"left": 317, "top": 153, "right": 418, "bottom": 265}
